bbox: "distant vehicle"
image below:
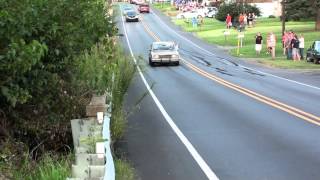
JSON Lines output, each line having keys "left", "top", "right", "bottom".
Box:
{"left": 306, "top": 40, "right": 320, "bottom": 64}
{"left": 125, "top": 10, "right": 139, "bottom": 22}
{"left": 149, "top": 41, "right": 180, "bottom": 66}
{"left": 206, "top": 7, "right": 218, "bottom": 18}
{"left": 135, "top": 0, "right": 145, "bottom": 5}
{"left": 138, "top": 3, "right": 150, "bottom": 13}
{"left": 129, "top": 0, "right": 136, "bottom": 4}
{"left": 176, "top": 10, "right": 206, "bottom": 19}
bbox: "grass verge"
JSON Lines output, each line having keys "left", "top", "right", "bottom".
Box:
{"left": 115, "top": 158, "right": 137, "bottom": 180}
{"left": 153, "top": 4, "right": 320, "bottom": 69}
{"left": 11, "top": 153, "right": 72, "bottom": 180}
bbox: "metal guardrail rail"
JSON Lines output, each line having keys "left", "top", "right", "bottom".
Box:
{"left": 68, "top": 93, "right": 115, "bottom": 180}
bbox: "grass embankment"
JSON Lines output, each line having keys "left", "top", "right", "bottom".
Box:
{"left": 152, "top": 2, "right": 178, "bottom": 16}
{"left": 153, "top": 4, "right": 320, "bottom": 69}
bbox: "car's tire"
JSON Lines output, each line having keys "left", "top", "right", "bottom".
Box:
{"left": 174, "top": 61, "right": 180, "bottom": 66}
{"left": 314, "top": 59, "right": 319, "bottom": 64}
{"left": 149, "top": 58, "right": 155, "bottom": 66}
{"left": 181, "top": 15, "right": 185, "bottom": 19}
{"left": 306, "top": 55, "right": 310, "bottom": 62}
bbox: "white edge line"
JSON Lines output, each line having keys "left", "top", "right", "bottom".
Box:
{"left": 119, "top": 5, "right": 219, "bottom": 180}
{"left": 151, "top": 10, "right": 320, "bottom": 91}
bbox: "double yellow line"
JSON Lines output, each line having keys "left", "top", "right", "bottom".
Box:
{"left": 139, "top": 17, "right": 320, "bottom": 126}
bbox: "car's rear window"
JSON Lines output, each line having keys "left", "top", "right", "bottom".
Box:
{"left": 153, "top": 43, "right": 174, "bottom": 50}
{"left": 140, "top": 4, "right": 149, "bottom": 7}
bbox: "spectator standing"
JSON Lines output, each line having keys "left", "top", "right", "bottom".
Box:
{"left": 291, "top": 35, "right": 300, "bottom": 61}
{"left": 269, "top": 32, "right": 276, "bottom": 60}
{"left": 298, "top": 34, "right": 305, "bottom": 59}
{"left": 286, "top": 31, "right": 294, "bottom": 60}
{"left": 252, "top": 13, "right": 256, "bottom": 27}
{"left": 243, "top": 13, "right": 248, "bottom": 28}
{"left": 238, "top": 13, "right": 244, "bottom": 31}
{"left": 226, "top": 14, "right": 232, "bottom": 29}
{"left": 248, "top": 13, "right": 253, "bottom": 27}
{"left": 266, "top": 33, "right": 271, "bottom": 54}
{"left": 191, "top": 16, "right": 198, "bottom": 28}
{"left": 255, "top": 32, "right": 263, "bottom": 55}
{"left": 282, "top": 31, "right": 288, "bottom": 56}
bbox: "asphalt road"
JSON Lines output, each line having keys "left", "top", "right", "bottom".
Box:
{"left": 117, "top": 4, "right": 320, "bottom": 180}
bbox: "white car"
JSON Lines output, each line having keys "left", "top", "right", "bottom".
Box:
{"left": 176, "top": 10, "right": 206, "bottom": 19}
{"left": 125, "top": 10, "right": 139, "bottom": 22}
{"left": 205, "top": 7, "right": 218, "bottom": 18}
{"left": 149, "top": 41, "right": 180, "bottom": 66}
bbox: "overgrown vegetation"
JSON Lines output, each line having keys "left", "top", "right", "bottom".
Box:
{"left": 115, "top": 158, "right": 137, "bottom": 180}
{"left": 0, "top": 0, "right": 136, "bottom": 178}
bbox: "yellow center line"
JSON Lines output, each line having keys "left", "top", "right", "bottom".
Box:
{"left": 139, "top": 17, "right": 320, "bottom": 126}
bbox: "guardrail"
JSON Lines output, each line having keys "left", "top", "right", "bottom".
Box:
{"left": 67, "top": 93, "right": 115, "bottom": 180}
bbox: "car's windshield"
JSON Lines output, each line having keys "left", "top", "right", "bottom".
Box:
{"left": 153, "top": 43, "right": 174, "bottom": 51}
{"left": 127, "top": 11, "right": 137, "bottom": 16}
{"left": 315, "top": 41, "right": 320, "bottom": 52}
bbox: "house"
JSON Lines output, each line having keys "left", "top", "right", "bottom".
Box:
{"left": 225, "top": 0, "right": 282, "bottom": 17}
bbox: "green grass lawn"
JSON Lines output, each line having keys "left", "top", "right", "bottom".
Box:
{"left": 153, "top": 4, "right": 320, "bottom": 69}
{"left": 152, "top": 2, "right": 178, "bottom": 16}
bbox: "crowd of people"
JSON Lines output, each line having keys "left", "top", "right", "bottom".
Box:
{"left": 253, "top": 30, "right": 305, "bottom": 60}
{"left": 224, "top": 13, "right": 307, "bottom": 61}
{"left": 225, "top": 13, "right": 257, "bottom": 30}
{"left": 282, "top": 31, "right": 305, "bottom": 61}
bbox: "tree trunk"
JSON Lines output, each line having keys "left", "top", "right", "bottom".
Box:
{"left": 282, "top": 0, "right": 286, "bottom": 35}
{"left": 316, "top": 8, "right": 320, "bottom": 31}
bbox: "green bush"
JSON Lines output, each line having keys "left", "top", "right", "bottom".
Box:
{"left": 269, "top": 15, "right": 276, "bottom": 18}
{"left": 0, "top": 0, "right": 116, "bottom": 150}
{"left": 215, "top": 3, "right": 261, "bottom": 22}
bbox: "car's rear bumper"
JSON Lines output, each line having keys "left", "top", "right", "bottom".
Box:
{"left": 139, "top": 9, "right": 150, "bottom": 13}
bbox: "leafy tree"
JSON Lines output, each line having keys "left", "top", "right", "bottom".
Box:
{"left": 0, "top": 0, "right": 116, "bottom": 152}
{"left": 215, "top": 2, "right": 261, "bottom": 23}
{"left": 285, "top": 0, "right": 320, "bottom": 30}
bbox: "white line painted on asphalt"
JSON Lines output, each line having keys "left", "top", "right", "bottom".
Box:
{"left": 120, "top": 5, "right": 219, "bottom": 180}
{"left": 151, "top": 10, "right": 320, "bottom": 91}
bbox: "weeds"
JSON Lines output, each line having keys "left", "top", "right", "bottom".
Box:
{"left": 115, "top": 158, "right": 137, "bottom": 180}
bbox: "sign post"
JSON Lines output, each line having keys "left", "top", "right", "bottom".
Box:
{"left": 223, "top": 30, "right": 230, "bottom": 44}
{"left": 237, "top": 32, "right": 244, "bottom": 56}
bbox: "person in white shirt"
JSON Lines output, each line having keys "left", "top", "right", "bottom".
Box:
{"left": 298, "top": 34, "right": 305, "bottom": 59}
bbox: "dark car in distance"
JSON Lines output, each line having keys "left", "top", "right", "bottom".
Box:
{"left": 306, "top": 40, "right": 320, "bottom": 64}
{"left": 138, "top": 3, "right": 150, "bottom": 13}
{"left": 125, "top": 10, "right": 139, "bottom": 22}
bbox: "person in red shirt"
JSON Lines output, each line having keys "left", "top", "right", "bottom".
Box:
{"left": 226, "top": 14, "right": 232, "bottom": 29}
{"left": 238, "top": 13, "right": 244, "bottom": 31}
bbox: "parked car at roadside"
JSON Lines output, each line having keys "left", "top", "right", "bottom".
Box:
{"left": 306, "top": 40, "right": 320, "bottom": 64}
{"left": 205, "top": 7, "right": 218, "bottom": 18}
{"left": 138, "top": 3, "right": 150, "bottom": 13}
{"left": 149, "top": 41, "right": 180, "bottom": 66}
{"left": 176, "top": 10, "right": 206, "bottom": 19}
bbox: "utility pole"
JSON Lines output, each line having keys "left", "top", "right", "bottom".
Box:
{"left": 281, "top": 0, "right": 286, "bottom": 35}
